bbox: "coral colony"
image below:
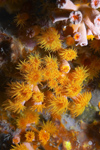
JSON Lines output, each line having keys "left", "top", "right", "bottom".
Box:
{"left": 1, "top": 0, "right": 100, "bottom": 149}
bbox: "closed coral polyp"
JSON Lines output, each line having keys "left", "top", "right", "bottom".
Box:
{"left": 60, "top": 60, "right": 71, "bottom": 73}
{"left": 73, "top": 32, "right": 81, "bottom": 41}
{"left": 94, "top": 14, "right": 100, "bottom": 27}
{"left": 12, "top": 136, "right": 20, "bottom": 144}
{"left": 66, "top": 36, "right": 75, "bottom": 46}
{"left": 91, "top": 0, "right": 100, "bottom": 9}
{"left": 69, "top": 11, "right": 82, "bottom": 24}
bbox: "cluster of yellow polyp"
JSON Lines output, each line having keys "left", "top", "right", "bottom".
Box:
{"left": 1, "top": 0, "right": 100, "bottom": 149}
{"left": 1, "top": 26, "right": 93, "bottom": 150}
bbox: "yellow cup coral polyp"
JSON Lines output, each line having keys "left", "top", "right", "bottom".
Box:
{"left": 3, "top": 99, "right": 26, "bottom": 113}
{"left": 24, "top": 68, "right": 43, "bottom": 86}
{"left": 31, "top": 91, "right": 45, "bottom": 112}
{"left": 17, "top": 109, "right": 39, "bottom": 129}
{"left": 7, "top": 82, "right": 33, "bottom": 102}
{"left": 72, "top": 66, "right": 89, "bottom": 84}
{"left": 44, "top": 55, "right": 59, "bottom": 70}
{"left": 49, "top": 95, "right": 69, "bottom": 115}
{"left": 10, "top": 144, "right": 28, "bottom": 150}
{"left": 37, "top": 27, "right": 62, "bottom": 52}
{"left": 14, "top": 13, "right": 29, "bottom": 28}
{"left": 38, "top": 121, "right": 57, "bottom": 145}
{"left": 69, "top": 92, "right": 92, "bottom": 117}
{"left": 64, "top": 81, "right": 82, "bottom": 97}
{"left": 17, "top": 53, "right": 41, "bottom": 73}
{"left": 59, "top": 48, "right": 77, "bottom": 61}
{"left": 42, "top": 121, "right": 57, "bottom": 135}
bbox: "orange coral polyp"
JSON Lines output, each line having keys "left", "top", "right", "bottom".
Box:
{"left": 25, "top": 131, "right": 35, "bottom": 142}
{"left": 60, "top": 60, "right": 70, "bottom": 74}
{"left": 17, "top": 117, "right": 28, "bottom": 129}
{"left": 87, "top": 34, "right": 94, "bottom": 40}
{"left": 17, "top": 110, "right": 39, "bottom": 129}
{"left": 24, "top": 109, "right": 39, "bottom": 125}
{"left": 43, "top": 67, "right": 60, "bottom": 81}
{"left": 12, "top": 136, "right": 20, "bottom": 144}
{"left": 61, "top": 65, "right": 70, "bottom": 73}
{"left": 39, "top": 129, "right": 50, "bottom": 145}
{"left": 42, "top": 121, "right": 57, "bottom": 135}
